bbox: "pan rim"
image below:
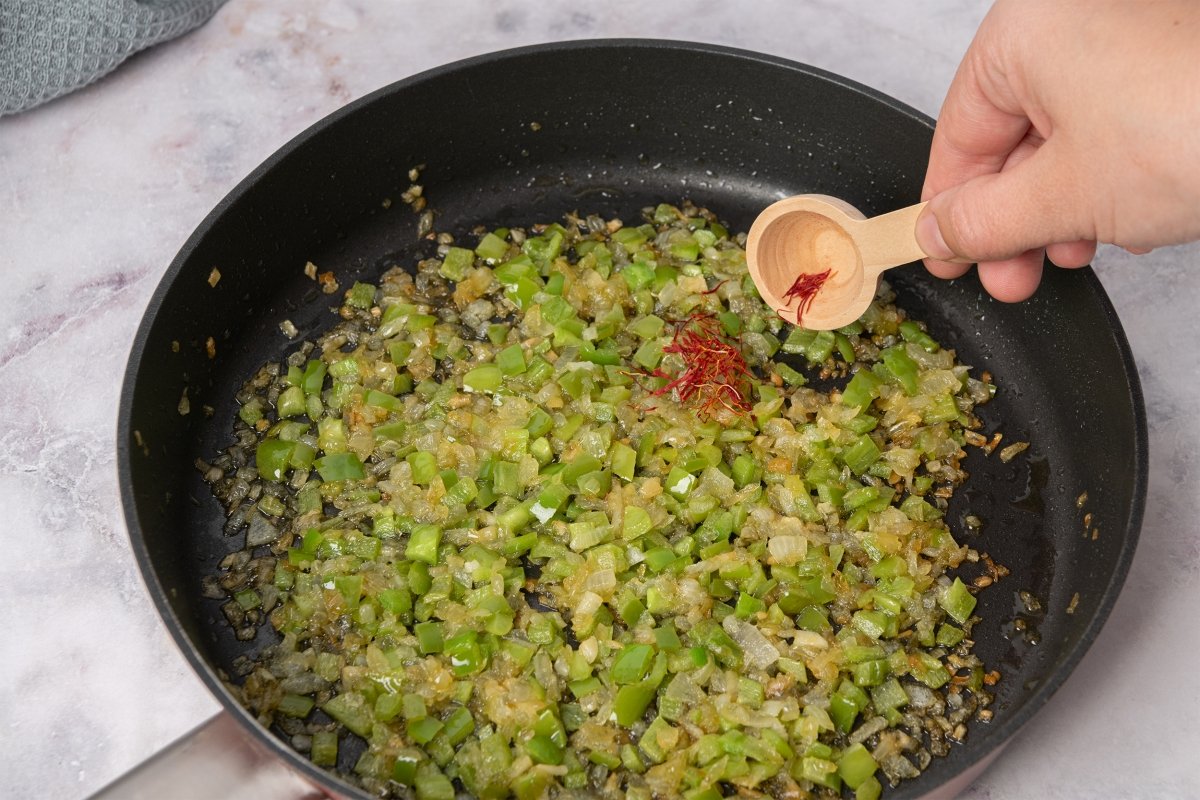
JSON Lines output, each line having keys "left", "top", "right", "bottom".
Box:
{"left": 117, "top": 37, "right": 1147, "bottom": 797}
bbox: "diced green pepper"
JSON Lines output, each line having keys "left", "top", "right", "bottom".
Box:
{"left": 311, "top": 730, "right": 338, "bottom": 767}
{"left": 444, "top": 630, "right": 486, "bottom": 676}
{"left": 256, "top": 439, "right": 294, "bottom": 482}
{"left": 415, "top": 620, "right": 443, "bottom": 654}
{"left": 407, "top": 716, "right": 443, "bottom": 744}
{"left": 440, "top": 246, "right": 474, "bottom": 281}
{"left": 277, "top": 694, "right": 314, "bottom": 718}
{"left": 939, "top": 577, "right": 977, "bottom": 623}
{"left": 475, "top": 232, "right": 508, "bottom": 263}
{"left": 463, "top": 365, "right": 502, "bottom": 393}
{"left": 611, "top": 644, "right": 655, "bottom": 684}
{"left": 838, "top": 743, "right": 879, "bottom": 790}
{"left": 610, "top": 442, "right": 637, "bottom": 482}
{"left": 524, "top": 734, "right": 564, "bottom": 765}
{"left": 314, "top": 452, "right": 365, "bottom": 482}
{"left": 407, "top": 451, "right": 437, "bottom": 484}
{"left": 622, "top": 506, "right": 653, "bottom": 540}
{"left": 322, "top": 692, "right": 373, "bottom": 737}
{"left": 496, "top": 344, "right": 527, "bottom": 376}
{"left": 841, "top": 368, "right": 883, "bottom": 410}
{"left": 899, "top": 320, "right": 939, "bottom": 352}
{"left": 414, "top": 762, "right": 455, "bottom": 800}
{"left": 842, "top": 435, "right": 881, "bottom": 476}
{"left": 406, "top": 524, "right": 442, "bottom": 565}
{"left": 881, "top": 346, "right": 920, "bottom": 395}
{"left": 277, "top": 385, "right": 306, "bottom": 418}
{"left": 346, "top": 281, "right": 376, "bottom": 309}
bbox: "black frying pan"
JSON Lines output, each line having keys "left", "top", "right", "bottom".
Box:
{"left": 117, "top": 40, "right": 1146, "bottom": 799}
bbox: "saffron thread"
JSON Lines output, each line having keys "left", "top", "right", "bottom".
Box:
{"left": 782, "top": 268, "right": 832, "bottom": 325}
{"left": 644, "top": 313, "right": 752, "bottom": 418}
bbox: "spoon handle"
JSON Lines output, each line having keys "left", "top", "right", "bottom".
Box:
{"left": 854, "top": 201, "right": 929, "bottom": 275}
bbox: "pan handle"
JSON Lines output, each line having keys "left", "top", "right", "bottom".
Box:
{"left": 88, "top": 712, "right": 333, "bottom": 800}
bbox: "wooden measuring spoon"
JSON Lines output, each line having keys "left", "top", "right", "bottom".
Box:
{"left": 745, "top": 195, "right": 931, "bottom": 330}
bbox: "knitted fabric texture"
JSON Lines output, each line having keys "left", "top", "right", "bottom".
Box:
{"left": 1, "top": 0, "right": 227, "bottom": 116}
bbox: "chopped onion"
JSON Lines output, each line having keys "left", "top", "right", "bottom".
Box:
{"left": 768, "top": 534, "right": 808, "bottom": 565}
{"left": 850, "top": 715, "right": 888, "bottom": 744}
{"left": 789, "top": 630, "right": 829, "bottom": 651}
{"left": 245, "top": 511, "right": 279, "bottom": 547}
{"left": 723, "top": 615, "right": 779, "bottom": 669}
{"left": 574, "top": 591, "right": 603, "bottom": 620}
{"left": 582, "top": 568, "right": 617, "bottom": 595}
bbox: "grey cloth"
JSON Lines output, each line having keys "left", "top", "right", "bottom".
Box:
{"left": 0, "top": 0, "right": 228, "bottom": 116}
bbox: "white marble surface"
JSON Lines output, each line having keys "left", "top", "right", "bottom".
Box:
{"left": 2, "top": 1, "right": 1197, "bottom": 798}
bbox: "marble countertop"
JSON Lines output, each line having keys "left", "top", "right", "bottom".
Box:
{"left": 3, "top": 1, "right": 1197, "bottom": 798}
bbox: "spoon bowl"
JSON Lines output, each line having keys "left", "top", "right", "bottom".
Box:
{"left": 746, "top": 194, "right": 929, "bottom": 329}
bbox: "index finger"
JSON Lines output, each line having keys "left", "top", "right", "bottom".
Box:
{"left": 922, "top": 20, "right": 1033, "bottom": 200}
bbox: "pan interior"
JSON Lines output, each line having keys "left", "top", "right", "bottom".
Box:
{"left": 120, "top": 41, "right": 1144, "bottom": 799}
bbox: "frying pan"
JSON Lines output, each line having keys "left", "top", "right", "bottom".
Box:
{"left": 115, "top": 40, "right": 1146, "bottom": 799}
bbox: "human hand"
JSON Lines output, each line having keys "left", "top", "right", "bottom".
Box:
{"left": 916, "top": 0, "right": 1200, "bottom": 301}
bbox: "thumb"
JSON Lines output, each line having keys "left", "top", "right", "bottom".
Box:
{"left": 916, "top": 141, "right": 1092, "bottom": 263}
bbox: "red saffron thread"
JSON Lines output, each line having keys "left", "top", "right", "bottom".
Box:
{"left": 782, "top": 268, "right": 832, "bottom": 325}
{"left": 646, "top": 312, "right": 752, "bottom": 417}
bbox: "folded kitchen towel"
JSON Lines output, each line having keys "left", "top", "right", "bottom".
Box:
{"left": 0, "top": 0, "right": 228, "bottom": 116}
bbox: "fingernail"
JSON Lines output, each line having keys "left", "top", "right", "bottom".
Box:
{"left": 916, "top": 210, "right": 955, "bottom": 261}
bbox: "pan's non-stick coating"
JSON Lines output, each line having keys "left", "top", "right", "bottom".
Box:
{"left": 120, "top": 41, "right": 1145, "bottom": 798}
